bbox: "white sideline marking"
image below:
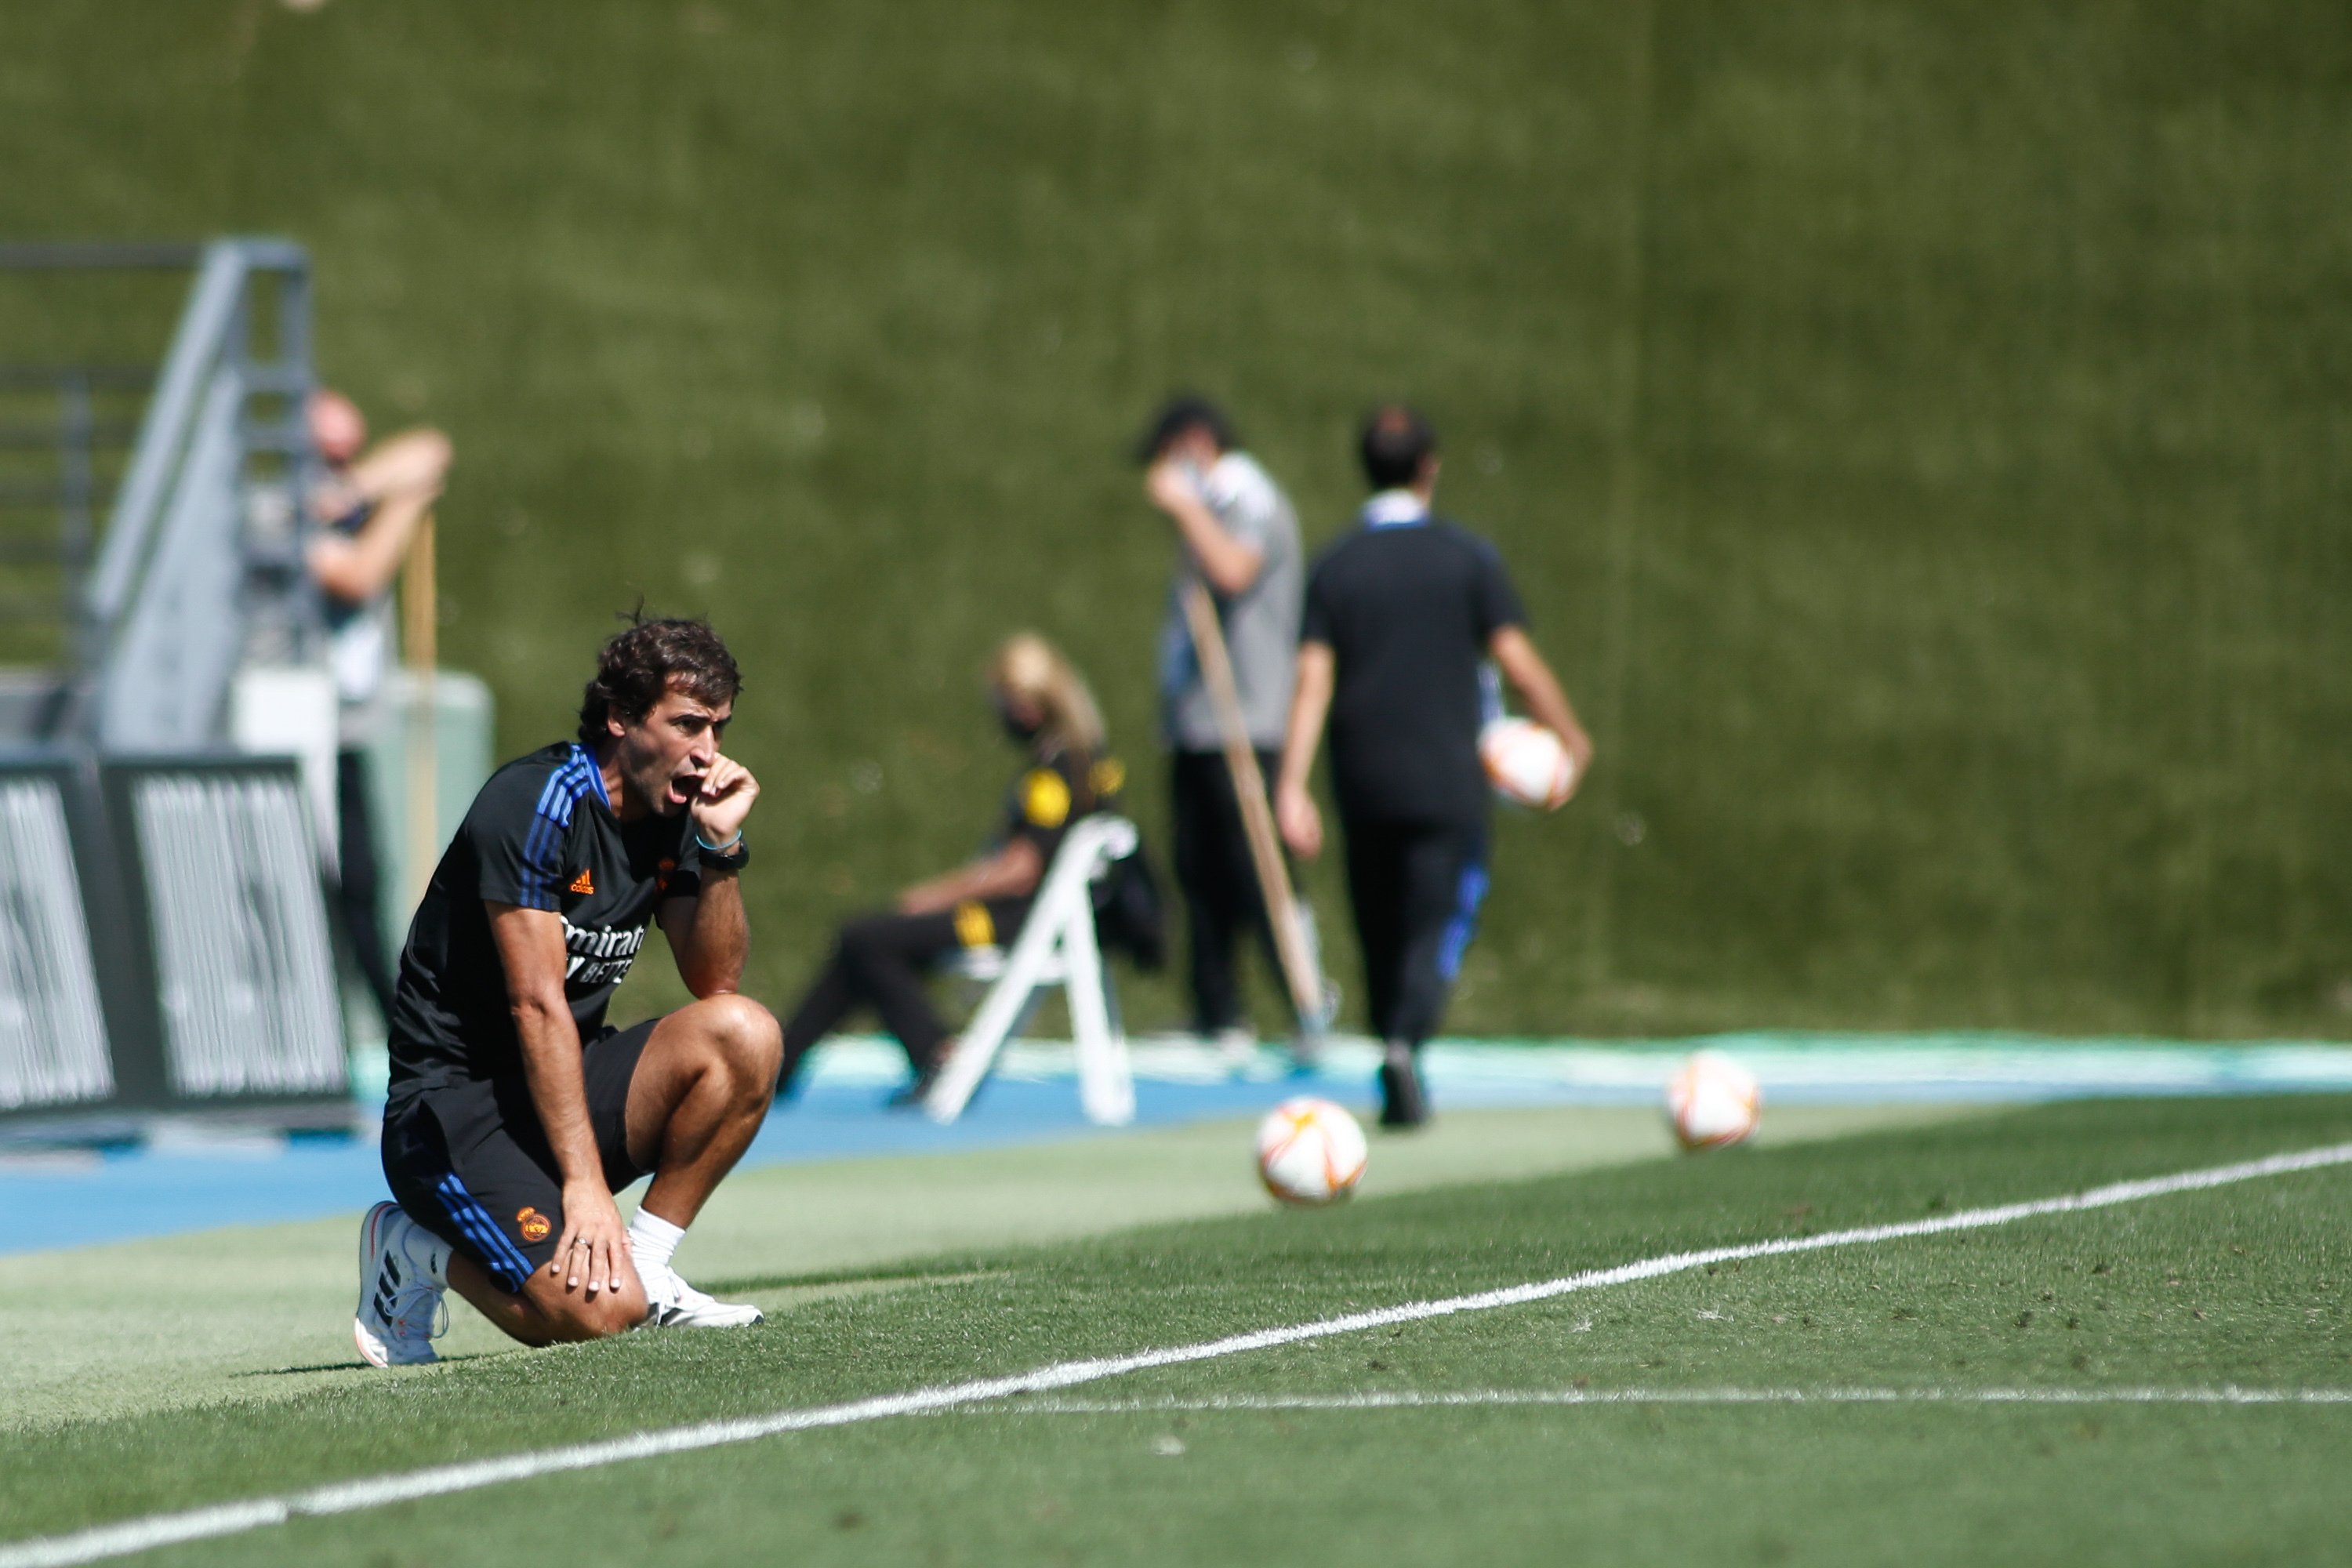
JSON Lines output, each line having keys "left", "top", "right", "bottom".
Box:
{"left": 5, "top": 1140, "right": 2348, "bottom": 1568}
{"left": 1000, "top": 1386, "right": 2352, "bottom": 1414}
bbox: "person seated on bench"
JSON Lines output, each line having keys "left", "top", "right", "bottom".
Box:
{"left": 778, "top": 632, "right": 1127, "bottom": 1106}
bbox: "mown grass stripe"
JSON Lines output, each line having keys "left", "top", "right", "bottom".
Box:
{"left": 5, "top": 1140, "right": 2348, "bottom": 1568}
{"left": 1000, "top": 1387, "right": 2352, "bottom": 1414}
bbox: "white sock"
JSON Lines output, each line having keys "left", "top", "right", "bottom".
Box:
{"left": 628, "top": 1208, "right": 686, "bottom": 1280}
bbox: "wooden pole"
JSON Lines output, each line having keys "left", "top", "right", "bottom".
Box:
{"left": 401, "top": 510, "right": 437, "bottom": 906}
{"left": 1178, "top": 578, "right": 1329, "bottom": 1040}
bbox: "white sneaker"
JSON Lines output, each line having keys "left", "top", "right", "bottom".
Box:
{"left": 354, "top": 1200, "right": 450, "bottom": 1367}
{"left": 641, "top": 1265, "right": 763, "bottom": 1330}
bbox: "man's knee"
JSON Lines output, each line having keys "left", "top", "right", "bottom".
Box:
{"left": 682, "top": 993, "right": 783, "bottom": 1085}
{"left": 528, "top": 1279, "right": 648, "bottom": 1341}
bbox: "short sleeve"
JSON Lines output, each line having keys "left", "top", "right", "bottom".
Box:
{"left": 1005, "top": 756, "right": 1083, "bottom": 866}
{"left": 1470, "top": 538, "right": 1526, "bottom": 640}
{"left": 1301, "top": 561, "right": 1335, "bottom": 647}
{"left": 1205, "top": 457, "right": 1279, "bottom": 553}
{"left": 467, "top": 766, "right": 564, "bottom": 911}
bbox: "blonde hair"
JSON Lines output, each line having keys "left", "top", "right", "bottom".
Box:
{"left": 990, "top": 632, "right": 1105, "bottom": 757}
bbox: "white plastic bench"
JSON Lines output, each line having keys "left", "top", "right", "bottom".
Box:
{"left": 923, "top": 814, "right": 1139, "bottom": 1127}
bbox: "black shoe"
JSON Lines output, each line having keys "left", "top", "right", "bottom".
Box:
{"left": 887, "top": 1038, "right": 961, "bottom": 1111}
{"left": 884, "top": 1067, "right": 938, "bottom": 1111}
{"left": 1377, "top": 1045, "right": 1428, "bottom": 1129}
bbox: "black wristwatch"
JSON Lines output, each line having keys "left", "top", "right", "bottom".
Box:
{"left": 697, "top": 833, "right": 750, "bottom": 873}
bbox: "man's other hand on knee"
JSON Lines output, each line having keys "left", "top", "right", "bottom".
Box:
{"left": 525, "top": 1262, "right": 649, "bottom": 1341}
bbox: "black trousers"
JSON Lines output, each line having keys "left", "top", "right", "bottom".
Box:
{"left": 336, "top": 748, "right": 400, "bottom": 1019}
{"left": 1341, "top": 818, "right": 1489, "bottom": 1049}
{"left": 779, "top": 898, "right": 1031, "bottom": 1092}
{"left": 1171, "top": 748, "right": 1287, "bottom": 1035}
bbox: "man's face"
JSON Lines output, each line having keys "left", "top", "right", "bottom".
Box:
{"left": 308, "top": 391, "right": 367, "bottom": 468}
{"left": 1163, "top": 426, "right": 1218, "bottom": 473}
{"left": 609, "top": 682, "right": 731, "bottom": 816}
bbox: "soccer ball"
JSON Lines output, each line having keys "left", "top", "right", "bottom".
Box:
{"left": 1665, "top": 1050, "right": 1761, "bottom": 1151}
{"left": 1256, "top": 1097, "right": 1368, "bottom": 1205}
{"left": 1479, "top": 717, "right": 1575, "bottom": 810}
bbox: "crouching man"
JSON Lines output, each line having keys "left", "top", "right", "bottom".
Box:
{"left": 356, "top": 616, "right": 781, "bottom": 1365}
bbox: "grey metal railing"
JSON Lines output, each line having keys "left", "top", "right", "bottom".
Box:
{"left": 0, "top": 244, "right": 356, "bottom": 1129}
{"left": 43, "top": 238, "right": 320, "bottom": 750}
{"left": 0, "top": 366, "right": 146, "bottom": 655}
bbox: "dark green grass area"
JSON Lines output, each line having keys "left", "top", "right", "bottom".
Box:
{"left": 5, "top": 4, "right": 2352, "bottom": 1036}
{"left": 4, "top": 1095, "right": 2349, "bottom": 1564}
{"left": 258, "top": 1404, "right": 2350, "bottom": 1568}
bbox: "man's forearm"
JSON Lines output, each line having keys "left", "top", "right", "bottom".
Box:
{"left": 1160, "top": 494, "right": 1263, "bottom": 596}
{"left": 308, "top": 488, "right": 437, "bottom": 604}
{"left": 350, "top": 490, "right": 437, "bottom": 595}
{"left": 1492, "top": 628, "right": 1592, "bottom": 769}
{"left": 1276, "top": 646, "right": 1335, "bottom": 796}
{"left": 1515, "top": 670, "right": 1585, "bottom": 761}
{"left": 680, "top": 871, "right": 749, "bottom": 996}
{"left": 899, "top": 843, "right": 1042, "bottom": 914}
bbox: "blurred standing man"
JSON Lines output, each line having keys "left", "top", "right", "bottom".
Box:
{"left": 1137, "top": 396, "right": 1305, "bottom": 1054}
{"left": 305, "top": 389, "right": 452, "bottom": 1019}
{"left": 1274, "top": 406, "right": 1592, "bottom": 1127}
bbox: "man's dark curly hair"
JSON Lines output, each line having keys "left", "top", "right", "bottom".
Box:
{"left": 576, "top": 615, "right": 742, "bottom": 743}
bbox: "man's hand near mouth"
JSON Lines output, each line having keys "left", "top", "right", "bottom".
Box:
{"left": 688, "top": 756, "right": 758, "bottom": 848}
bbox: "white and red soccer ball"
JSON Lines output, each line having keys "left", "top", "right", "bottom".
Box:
{"left": 1665, "top": 1050, "right": 1762, "bottom": 1151}
{"left": 1479, "top": 717, "right": 1575, "bottom": 810}
{"left": 1256, "top": 1097, "right": 1369, "bottom": 1205}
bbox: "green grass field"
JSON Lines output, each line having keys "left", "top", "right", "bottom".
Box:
{"left": 9, "top": 7, "right": 2350, "bottom": 1559}
{"left": 6, "top": 2, "right": 2352, "bottom": 1039}
{"left": 5, "top": 1094, "right": 2349, "bottom": 1566}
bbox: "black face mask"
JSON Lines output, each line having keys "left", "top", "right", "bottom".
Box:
{"left": 997, "top": 699, "right": 1044, "bottom": 746}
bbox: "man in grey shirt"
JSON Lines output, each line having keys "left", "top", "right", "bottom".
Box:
{"left": 1136, "top": 396, "right": 1305, "bottom": 1051}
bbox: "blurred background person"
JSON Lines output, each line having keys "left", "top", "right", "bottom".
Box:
{"left": 304, "top": 388, "right": 453, "bottom": 1020}
{"left": 1136, "top": 396, "right": 1304, "bottom": 1058}
{"left": 1275, "top": 405, "right": 1592, "bottom": 1127}
{"left": 778, "top": 633, "right": 1129, "bottom": 1105}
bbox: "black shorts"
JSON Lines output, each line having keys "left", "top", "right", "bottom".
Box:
{"left": 379, "top": 1019, "right": 657, "bottom": 1293}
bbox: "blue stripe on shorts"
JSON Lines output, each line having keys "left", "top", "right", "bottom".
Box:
{"left": 434, "top": 1172, "right": 537, "bottom": 1293}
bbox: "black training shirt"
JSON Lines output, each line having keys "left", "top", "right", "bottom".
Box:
{"left": 386, "top": 742, "right": 703, "bottom": 1099}
{"left": 1301, "top": 514, "right": 1526, "bottom": 825}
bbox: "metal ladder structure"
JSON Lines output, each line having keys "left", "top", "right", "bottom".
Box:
{"left": 0, "top": 241, "right": 351, "bottom": 1136}
{"left": 0, "top": 239, "right": 321, "bottom": 750}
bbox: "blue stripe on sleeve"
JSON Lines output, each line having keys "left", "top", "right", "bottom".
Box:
{"left": 515, "top": 747, "right": 602, "bottom": 908}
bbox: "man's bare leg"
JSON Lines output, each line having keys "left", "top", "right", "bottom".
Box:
{"left": 622, "top": 993, "right": 782, "bottom": 1325}
{"left": 446, "top": 1250, "right": 649, "bottom": 1346}
{"left": 622, "top": 992, "right": 784, "bottom": 1224}
{"left": 445, "top": 995, "right": 780, "bottom": 1344}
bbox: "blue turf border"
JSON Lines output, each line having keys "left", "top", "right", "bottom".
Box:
{"left": 8, "top": 1033, "right": 2352, "bottom": 1257}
